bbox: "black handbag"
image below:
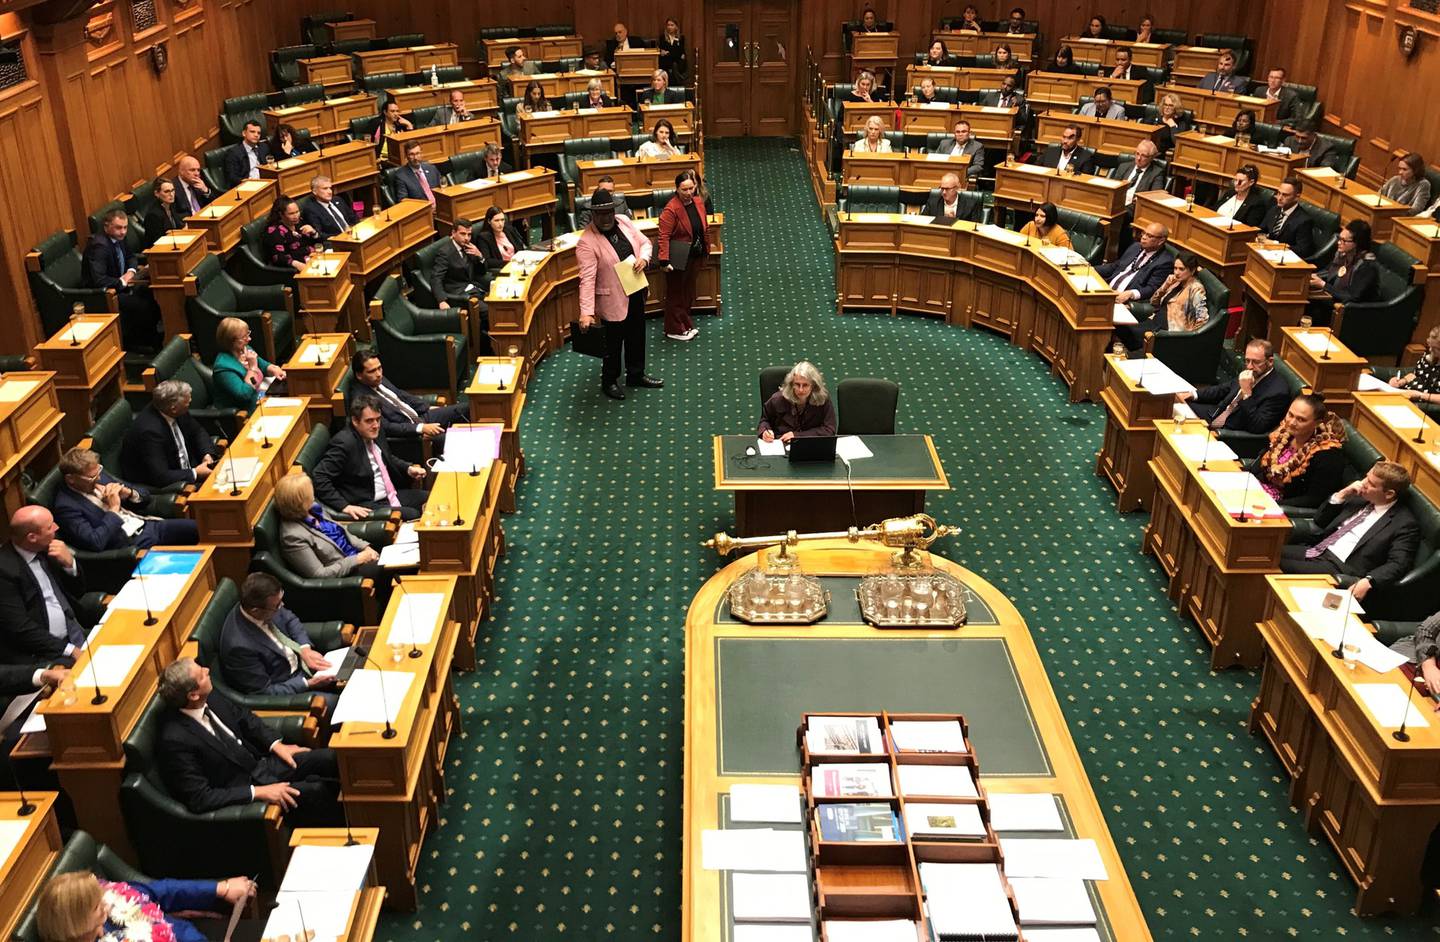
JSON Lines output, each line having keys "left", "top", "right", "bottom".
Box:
{"left": 569, "top": 321, "right": 606, "bottom": 358}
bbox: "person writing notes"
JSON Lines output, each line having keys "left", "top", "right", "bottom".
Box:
{"left": 759, "top": 362, "right": 837, "bottom": 443}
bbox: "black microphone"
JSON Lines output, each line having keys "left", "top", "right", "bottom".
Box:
{"left": 255, "top": 395, "right": 272, "bottom": 449}
{"left": 213, "top": 422, "right": 242, "bottom": 496}
{"left": 1330, "top": 586, "right": 1356, "bottom": 660}
{"left": 14, "top": 781, "right": 35, "bottom": 816}
{"left": 1394, "top": 674, "right": 1422, "bottom": 742}
{"left": 1237, "top": 471, "right": 1252, "bottom": 522}
{"left": 347, "top": 646, "right": 398, "bottom": 739}
{"left": 76, "top": 621, "right": 107, "bottom": 706}
{"left": 1198, "top": 424, "right": 1215, "bottom": 471}
{"left": 136, "top": 572, "right": 158, "bottom": 626}
{"left": 391, "top": 576, "right": 423, "bottom": 660}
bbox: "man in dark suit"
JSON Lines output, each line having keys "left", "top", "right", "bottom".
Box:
{"left": 1105, "top": 48, "right": 1135, "bottom": 81}
{"left": 1, "top": 662, "right": 68, "bottom": 736}
{"left": 313, "top": 396, "right": 429, "bottom": 520}
{"left": 921, "top": 173, "right": 983, "bottom": 224}
{"left": 1259, "top": 176, "right": 1316, "bottom": 258}
{"left": 1037, "top": 125, "right": 1094, "bottom": 175}
{"left": 53, "top": 447, "right": 200, "bottom": 552}
{"left": 1280, "top": 461, "right": 1420, "bottom": 603}
{"left": 930, "top": 120, "right": 984, "bottom": 183}
{"left": 604, "top": 22, "right": 645, "bottom": 65}
{"left": 300, "top": 175, "right": 358, "bottom": 240}
{"left": 430, "top": 218, "right": 485, "bottom": 310}
{"left": 1096, "top": 222, "right": 1173, "bottom": 303}
{"left": 347, "top": 350, "right": 468, "bottom": 445}
{"left": 1213, "top": 164, "right": 1271, "bottom": 228}
{"left": 577, "top": 177, "right": 633, "bottom": 229}
{"left": 980, "top": 75, "right": 1025, "bottom": 111}
{"left": 1111, "top": 141, "right": 1167, "bottom": 208}
{"left": 1255, "top": 67, "right": 1301, "bottom": 122}
{"left": 1199, "top": 49, "right": 1247, "bottom": 94}
{"left": 0, "top": 506, "right": 87, "bottom": 666}
{"left": 120, "top": 380, "right": 218, "bottom": 489}
{"left": 392, "top": 142, "right": 446, "bottom": 206}
{"left": 218, "top": 573, "right": 337, "bottom": 714}
{"left": 155, "top": 656, "right": 341, "bottom": 825}
{"left": 1282, "top": 121, "right": 1340, "bottom": 171}
{"left": 475, "top": 143, "right": 513, "bottom": 181}
{"left": 173, "top": 156, "right": 213, "bottom": 216}
{"left": 82, "top": 208, "right": 161, "bottom": 347}
{"left": 222, "top": 120, "right": 272, "bottom": 188}
{"left": 1178, "top": 338, "right": 1289, "bottom": 434}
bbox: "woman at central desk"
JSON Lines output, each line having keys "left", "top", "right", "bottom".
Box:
{"left": 758, "top": 361, "right": 837, "bottom": 443}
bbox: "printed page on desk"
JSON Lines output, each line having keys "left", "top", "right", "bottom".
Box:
{"left": 755, "top": 437, "right": 786, "bottom": 457}
{"left": 1354, "top": 683, "right": 1431, "bottom": 728}
{"left": 731, "top": 872, "right": 811, "bottom": 922}
{"left": 263, "top": 890, "right": 358, "bottom": 942}
{"left": 280, "top": 844, "right": 376, "bottom": 892}
{"left": 330, "top": 669, "right": 413, "bottom": 725}
{"left": 84, "top": 645, "right": 144, "bottom": 688}
{"left": 213, "top": 456, "right": 262, "bottom": 490}
{"left": 921, "top": 863, "right": 1018, "bottom": 938}
{"left": 0, "top": 819, "right": 31, "bottom": 865}
{"left": 835, "top": 435, "right": 872, "bottom": 461}
{"left": 393, "top": 592, "right": 445, "bottom": 643}
{"left": 107, "top": 574, "right": 190, "bottom": 612}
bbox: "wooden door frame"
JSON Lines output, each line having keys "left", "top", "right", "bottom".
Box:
{"left": 700, "top": 0, "right": 798, "bottom": 137}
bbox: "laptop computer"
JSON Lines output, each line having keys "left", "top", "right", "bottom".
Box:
{"left": 787, "top": 435, "right": 838, "bottom": 462}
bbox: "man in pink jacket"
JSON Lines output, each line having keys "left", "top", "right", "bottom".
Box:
{"left": 576, "top": 188, "right": 664, "bottom": 400}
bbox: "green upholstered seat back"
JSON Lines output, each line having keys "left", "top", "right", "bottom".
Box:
{"left": 759, "top": 366, "right": 789, "bottom": 404}
{"left": 445, "top": 150, "right": 489, "bottom": 183}
{"left": 1196, "top": 266, "right": 1230, "bottom": 317}
{"left": 86, "top": 400, "right": 134, "bottom": 470}
{"left": 27, "top": 466, "right": 61, "bottom": 507}
{"left": 296, "top": 423, "right": 332, "bottom": 473}
{"left": 330, "top": 39, "right": 371, "bottom": 56}
{"left": 192, "top": 254, "right": 235, "bottom": 309}
{"left": 361, "top": 70, "right": 406, "bottom": 93}
{"left": 1339, "top": 421, "right": 1382, "bottom": 482}
{"left": 282, "top": 83, "right": 325, "bottom": 105}
{"left": 193, "top": 577, "right": 240, "bottom": 673}
{"left": 385, "top": 32, "right": 425, "bottom": 47}
{"left": 842, "top": 185, "right": 901, "bottom": 213}
{"left": 410, "top": 105, "right": 440, "bottom": 128}
{"left": 836, "top": 378, "right": 900, "bottom": 435}
{"left": 374, "top": 276, "right": 413, "bottom": 333}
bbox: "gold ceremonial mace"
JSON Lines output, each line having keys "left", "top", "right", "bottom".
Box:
{"left": 704, "top": 514, "right": 959, "bottom": 571}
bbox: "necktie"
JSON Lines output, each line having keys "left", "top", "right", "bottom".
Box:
{"left": 1270, "top": 209, "right": 1288, "bottom": 239}
{"left": 261, "top": 622, "right": 308, "bottom": 676}
{"left": 184, "top": 185, "right": 198, "bottom": 214}
{"left": 28, "top": 555, "right": 84, "bottom": 646}
{"left": 1306, "top": 504, "right": 1374, "bottom": 559}
{"left": 1112, "top": 252, "right": 1149, "bottom": 292}
{"left": 170, "top": 420, "right": 190, "bottom": 470}
{"left": 416, "top": 167, "right": 435, "bottom": 205}
{"left": 113, "top": 241, "right": 125, "bottom": 278}
{"left": 1208, "top": 389, "right": 1246, "bottom": 430}
{"left": 376, "top": 382, "right": 421, "bottom": 423}
{"left": 369, "top": 441, "right": 401, "bottom": 508}
{"left": 325, "top": 201, "right": 347, "bottom": 232}
{"left": 202, "top": 706, "right": 253, "bottom": 766}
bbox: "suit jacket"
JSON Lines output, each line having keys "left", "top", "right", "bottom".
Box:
{"left": 1111, "top": 159, "right": 1167, "bottom": 199}
{"left": 1319, "top": 251, "right": 1380, "bottom": 303}
{"left": 577, "top": 215, "right": 653, "bottom": 322}
{"left": 141, "top": 204, "right": 184, "bottom": 250}
{"left": 157, "top": 691, "right": 278, "bottom": 814}
{"left": 477, "top": 224, "right": 529, "bottom": 270}
{"left": 1259, "top": 203, "right": 1316, "bottom": 258}
{"left": 1255, "top": 86, "right": 1300, "bottom": 121}
{"left": 604, "top": 37, "right": 648, "bottom": 66}
{"left": 929, "top": 137, "right": 985, "bottom": 179}
{"left": 120, "top": 404, "right": 217, "bottom": 489}
{"left": 1096, "top": 243, "right": 1173, "bottom": 299}
{"left": 1078, "top": 102, "right": 1127, "bottom": 120}
{"left": 657, "top": 196, "right": 708, "bottom": 264}
{"left": 474, "top": 160, "right": 515, "bottom": 181}
{"left": 635, "top": 87, "right": 686, "bottom": 108}
{"left": 0, "top": 543, "right": 83, "bottom": 665}
{"left": 52, "top": 472, "right": 155, "bottom": 551}
{"left": 81, "top": 233, "right": 139, "bottom": 291}
{"left": 312, "top": 427, "right": 414, "bottom": 509}
{"left": 300, "top": 197, "right": 358, "bottom": 239}
{"left": 1309, "top": 498, "right": 1420, "bottom": 588}
{"left": 434, "top": 105, "right": 478, "bottom": 126}
{"left": 1199, "top": 71, "right": 1248, "bottom": 94}
{"left": 921, "top": 191, "right": 983, "bottom": 223}
{"left": 1214, "top": 187, "right": 1272, "bottom": 228}
{"left": 346, "top": 376, "right": 430, "bottom": 439}
{"left": 1282, "top": 134, "right": 1340, "bottom": 171}
{"left": 498, "top": 60, "right": 539, "bottom": 94}
{"left": 222, "top": 140, "right": 273, "bottom": 188}
{"left": 429, "top": 237, "right": 482, "bottom": 301}
{"left": 1194, "top": 368, "right": 1290, "bottom": 434}
{"left": 173, "top": 177, "right": 213, "bottom": 215}
{"left": 1037, "top": 144, "right": 1096, "bottom": 175}
{"left": 279, "top": 517, "right": 372, "bottom": 579}
{"left": 392, "top": 162, "right": 445, "bottom": 202}
{"left": 218, "top": 605, "right": 315, "bottom": 697}
{"left": 582, "top": 93, "right": 619, "bottom": 109}
{"left": 980, "top": 89, "right": 1025, "bottom": 110}
{"left": 577, "top": 193, "right": 632, "bottom": 230}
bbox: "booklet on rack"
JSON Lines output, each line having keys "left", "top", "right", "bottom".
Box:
{"left": 815, "top": 802, "right": 902, "bottom": 842}
{"left": 889, "top": 719, "right": 967, "bottom": 752}
{"left": 805, "top": 715, "right": 883, "bottom": 754}
{"left": 811, "top": 762, "right": 893, "bottom": 798}
{"left": 895, "top": 763, "right": 977, "bottom": 798}
{"left": 904, "top": 801, "right": 987, "bottom": 840}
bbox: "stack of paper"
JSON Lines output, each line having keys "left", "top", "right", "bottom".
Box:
{"left": 259, "top": 397, "right": 304, "bottom": 409}
{"left": 107, "top": 574, "right": 190, "bottom": 613}
{"left": 378, "top": 542, "right": 420, "bottom": 569}
{"left": 82, "top": 645, "right": 143, "bottom": 688}
{"left": 733, "top": 924, "right": 814, "bottom": 942}
{"left": 280, "top": 843, "right": 376, "bottom": 892}
{"left": 330, "top": 669, "right": 413, "bottom": 725}
{"left": 1356, "top": 372, "right": 1394, "bottom": 392}
{"left": 835, "top": 435, "right": 873, "bottom": 461}
{"left": 1155, "top": 195, "right": 1188, "bottom": 210}
{"left": 904, "top": 802, "right": 986, "bottom": 839}
{"left": 890, "top": 719, "right": 966, "bottom": 752}
{"left": 246, "top": 416, "right": 293, "bottom": 443}
{"left": 1354, "top": 683, "right": 1430, "bottom": 729}
{"left": 1168, "top": 433, "right": 1238, "bottom": 464}
{"left": 1111, "top": 358, "right": 1195, "bottom": 396}
{"left": 1000, "top": 839, "right": 1108, "bottom": 880}
{"left": 392, "top": 592, "right": 445, "bottom": 645}
{"left": 729, "top": 784, "right": 802, "bottom": 824}
{"left": 1289, "top": 612, "right": 1406, "bottom": 673}
{"left": 732, "top": 872, "right": 811, "bottom": 922}
{"left": 700, "top": 828, "right": 806, "bottom": 871}
{"left": 312, "top": 647, "right": 350, "bottom": 681}
{"left": 1197, "top": 470, "right": 1285, "bottom": 518}
{"left": 1011, "top": 878, "right": 1097, "bottom": 926}
{"left": 433, "top": 424, "right": 502, "bottom": 471}
{"left": 822, "top": 920, "right": 919, "bottom": 942}
{"left": 755, "top": 437, "right": 786, "bottom": 456}
{"left": 806, "top": 715, "right": 883, "bottom": 754}
{"left": 896, "top": 763, "right": 977, "bottom": 798}
{"left": 920, "top": 863, "right": 1019, "bottom": 939}
{"left": 1257, "top": 247, "right": 1303, "bottom": 265}
{"left": 1023, "top": 930, "right": 1103, "bottom": 942}
{"left": 212, "top": 456, "right": 262, "bottom": 490}
{"left": 988, "top": 793, "right": 1064, "bottom": 831}
{"left": 475, "top": 361, "right": 517, "bottom": 387}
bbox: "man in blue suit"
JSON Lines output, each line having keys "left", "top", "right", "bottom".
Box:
{"left": 81, "top": 208, "right": 161, "bottom": 348}
{"left": 392, "top": 141, "right": 446, "bottom": 205}
{"left": 300, "top": 175, "right": 358, "bottom": 240}
{"left": 222, "top": 120, "right": 272, "bottom": 188}
{"left": 52, "top": 447, "right": 199, "bottom": 552}
{"left": 218, "top": 573, "right": 337, "bottom": 715}
{"left": 1096, "top": 222, "right": 1173, "bottom": 304}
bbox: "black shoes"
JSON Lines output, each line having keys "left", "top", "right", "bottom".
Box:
{"left": 628, "top": 375, "right": 664, "bottom": 389}
{"left": 603, "top": 383, "right": 626, "bottom": 400}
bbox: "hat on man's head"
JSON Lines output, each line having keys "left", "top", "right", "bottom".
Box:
{"left": 590, "top": 187, "right": 615, "bottom": 209}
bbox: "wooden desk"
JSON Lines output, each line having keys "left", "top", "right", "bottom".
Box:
{"left": 904, "top": 64, "right": 1017, "bottom": 93}
{"left": 839, "top": 152, "right": 971, "bottom": 192}
{"left": 294, "top": 252, "right": 365, "bottom": 337}
{"left": 612, "top": 48, "right": 661, "bottom": 83}
{"left": 1389, "top": 216, "right": 1440, "bottom": 346}
{"left": 929, "top": 30, "right": 1035, "bottom": 60}
{"left": 525, "top": 69, "right": 617, "bottom": 100}
{"left": 1097, "top": 353, "right": 1186, "bottom": 511}
{"left": 1242, "top": 242, "right": 1316, "bottom": 347}
{"left": 383, "top": 118, "right": 502, "bottom": 166}
{"left": 298, "top": 55, "right": 355, "bottom": 93}
{"left": 1057, "top": 36, "right": 1169, "bottom": 68}
{"left": 432, "top": 167, "right": 558, "bottom": 233}
{"left": 276, "top": 828, "right": 385, "bottom": 942}
{"left": 0, "top": 372, "right": 63, "bottom": 519}
{"left": 1349, "top": 390, "right": 1440, "bottom": 511}
{"left": 184, "top": 178, "right": 276, "bottom": 253}
{"left": 1251, "top": 576, "right": 1440, "bottom": 913}
{"left": 321, "top": 18, "right": 375, "bottom": 42}
{"left": 1036, "top": 111, "right": 1162, "bottom": 158}
{"left": 333, "top": 574, "right": 460, "bottom": 910}
{"left": 575, "top": 154, "right": 703, "bottom": 199}
{"left": 1026, "top": 71, "right": 1148, "bottom": 110}
{"left": 712, "top": 434, "right": 948, "bottom": 536}
{"left": 1297, "top": 167, "right": 1409, "bottom": 241}
{"left": 1142, "top": 419, "right": 1290, "bottom": 668}
{"left": 0, "top": 793, "right": 62, "bottom": 942}
{"left": 1170, "top": 131, "right": 1308, "bottom": 190}
{"left": 34, "top": 314, "right": 124, "bottom": 445}
{"left": 259, "top": 140, "right": 379, "bottom": 201}
{"left": 681, "top": 543, "right": 1152, "bottom": 942}
{"left": 464, "top": 357, "right": 528, "bottom": 509}
{"left": 352, "top": 43, "right": 459, "bottom": 78}
{"left": 329, "top": 199, "right": 434, "bottom": 286}
{"left": 515, "top": 106, "right": 635, "bottom": 154}
{"left": 264, "top": 94, "right": 377, "bottom": 142}
{"left": 187, "top": 397, "right": 311, "bottom": 582}
{"left": 144, "top": 229, "right": 211, "bottom": 337}
{"left": 1159, "top": 84, "right": 1279, "bottom": 131}
{"left": 1168, "top": 46, "right": 1231, "bottom": 85}
{"left": 1278, "top": 327, "right": 1366, "bottom": 418}
{"left": 834, "top": 214, "right": 1118, "bottom": 401}
{"left": 480, "top": 35, "right": 584, "bottom": 68}
{"left": 388, "top": 79, "right": 499, "bottom": 114}
{"left": 1132, "top": 191, "right": 1260, "bottom": 297}
{"left": 284, "top": 333, "right": 354, "bottom": 428}
{"left": 993, "top": 162, "right": 1128, "bottom": 250}
{"left": 847, "top": 32, "right": 898, "bottom": 76}
{"left": 893, "top": 102, "right": 1018, "bottom": 141}
{"left": 638, "top": 101, "right": 696, "bottom": 138}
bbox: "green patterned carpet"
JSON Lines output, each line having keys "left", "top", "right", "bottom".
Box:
{"left": 378, "top": 139, "right": 1438, "bottom": 939}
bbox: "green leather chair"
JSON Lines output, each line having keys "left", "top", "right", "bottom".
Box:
{"left": 1152, "top": 28, "right": 1187, "bottom": 45}
{"left": 0, "top": 354, "right": 33, "bottom": 372}
{"left": 220, "top": 92, "right": 268, "bottom": 145}
{"left": 360, "top": 70, "right": 407, "bottom": 96}
{"left": 231, "top": 217, "right": 297, "bottom": 286}
{"left": 280, "top": 82, "right": 325, "bottom": 106}
{"left": 445, "top": 149, "right": 492, "bottom": 185}
{"left": 1304, "top": 202, "right": 1340, "bottom": 268}
{"left": 836, "top": 378, "right": 900, "bottom": 435}
{"left": 406, "top": 65, "right": 463, "bottom": 86}
{"left": 185, "top": 255, "right": 296, "bottom": 363}
{"left": 409, "top": 106, "right": 441, "bottom": 128}
{"left": 251, "top": 504, "right": 385, "bottom": 626}
{"left": 124, "top": 178, "right": 158, "bottom": 221}
{"left": 119, "top": 697, "right": 306, "bottom": 890}
{"left": 303, "top": 10, "right": 354, "bottom": 47}
{"left": 25, "top": 229, "right": 120, "bottom": 338}
{"left": 135, "top": 335, "right": 241, "bottom": 436}
{"left": 1143, "top": 268, "right": 1232, "bottom": 386}
{"left": 1055, "top": 208, "right": 1106, "bottom": 264}
{"left": 1216, "top": 358, "right": 1306, "bottom": 460}
{"left": 1195, "top": 33, "right": 1251, "bottom": 75}
{"left": 270, "top": 44, "right": 317, "bottom": 89}
{"left": 296, "top": 421, "right": 332, "bottom": 473}
{"left": 10, "top": 832, "right": 154, "bottom": 942}
{"left": 839, "top": 185, "right": 902, "bottom": 214}
{"left": 330, "top": 38, "right": 373, "bottom": 57}
{"left": 79, "top": 401, "right": 191, "bottom": 512}
{"left": 759, "top": 366, "right": 790, "bottom": 404}
{"left": 384, "top": 32, "right": 426, "bottom": 48}
{"left": 348, "top": 114, "right": 383, "bottom": 142}
{"left": 561, "top": 137, "right": 623, "bottom": 203}
{"left": 201, "top": 145, "right": 230, "bottom": 193}
{"left": 368, "top": 275, "right": 470, "bottom": 397}
{"left": 1317, "top": 133, "right": 1359, "bottom": 178}
{"left": 907, "top": 85, "right": 960, "bottom": 104}
{"left": 1334, "top": 244, "right": 1423, "bottom": 365}
{"left": 403, "top": 239, "right": 455, "bottom": 308}
{"left": 194, "top": 576, "right": 349, "bottom": 711}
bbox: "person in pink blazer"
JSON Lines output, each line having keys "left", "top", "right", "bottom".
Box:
{"left": 577, "top": 188, "right": 664, "bottom": 400}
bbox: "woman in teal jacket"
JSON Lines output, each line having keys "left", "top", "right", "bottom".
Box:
{"left": 212, "top": 316, "right": 287, "bottom": 411}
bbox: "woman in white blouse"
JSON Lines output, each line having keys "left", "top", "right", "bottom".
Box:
{"left": 636, "top": 119, "right": 683, "bottom": 159}
{"left": 852, "top": 116, "right": 892, "bottom": 153}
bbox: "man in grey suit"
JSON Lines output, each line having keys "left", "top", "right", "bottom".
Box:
{"left": 217, "top": 573, "right": 337, "bottom": 715}
{"left": 930, "top": 120, "right": 985, "bottom": 183}
{"left": 1111, "top": 141, "right": 1168, "bottom": 208}
{"left": 1282, "top": 121, "right": 1340, "bottom": 171}
{"left": 435, "top": 88, "right": 477, "bottom": 126}
{"left": 431, "top": 218, "right": 485, "bottom": 310}
{"left": 1078, "top": 86, "right": 1126, "bottom": 120}
{"left": 921, "top": 173, "right": 983, "bottom": 224}
{"left": 980, "top": 75, "right": 1025, "bottom": 111}
{"left": 392, "top": 142, "right": 446, "bottom": 205}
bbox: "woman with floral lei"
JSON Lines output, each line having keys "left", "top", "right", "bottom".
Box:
{"left": 36, "top": 869, "right": 255, "bottom": 942}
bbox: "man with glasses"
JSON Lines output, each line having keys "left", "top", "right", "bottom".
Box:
{"left": 218, "top": 573, "right": 338, "bottom": 716}
{"left": 930, "top": 120, "right": 984, "bottom": 183}
{"left": 52, "top": 447, "right": 199, "bottom": 551}
{"left": 922, "top": 173, "right": 982, "bottom": 224}
{"left": 1177, "top": 338, "right": 1289, "bottom": 434}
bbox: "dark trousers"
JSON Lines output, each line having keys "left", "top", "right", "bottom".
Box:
{"left": 137, "top": 518, "right": 200, "bottom": 548}
{"left": 601, "top": 288, "right": 648, "bottom": 386}
{"left": 362, "top": 490, "right": 428, "bottom": 521}
{"left": 1116, "top": 312, "right": 1164, "bottom": 351}
{"left": 252, "top": 746, "right": 343, "bottom": 828}
{"left": 117, "top": 290, "right": 162, "bottom": 349}
{"left": 1279, "top": 544, "right": 1346, "bottom": 576}
{"left": 663, "top": 263, "right": 701, "bottom": 335}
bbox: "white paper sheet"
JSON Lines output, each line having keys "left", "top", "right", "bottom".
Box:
{"left": 1356, "top": 372, "right": 1393, "bottom": 392}
{"left": 1354, "top": 683, "right": 1430, "bottom": 729}
{"left": 0, "top": 379, "right": 40, "bottom": 402}
{"left": 1000, "top": 838, "right": 1108, "bottom": 880}
{"left": 1374, "top": 404, "right": 1425, "bottom": 430}
{"left": 822, "top": 920, "right": 919, "bottom": 942}
{"left": 906, "top": 802, "right": 986, "bottom": 838}
{"left": 1202, "top": 214, "right": 1240, "bottom": 229}
{"left": 18, "top": 706, "right": 45, "bottom": 735}
{"left": 1112, "top": 303, "right": 1138, "bottom": 325}
{"left": 890, "top": 719, "right": 966, "bottom": 752}
{"left": 378, "top": 541, "right": 420, "bottom": 569}
{"left": 1292, "top": 330, "right": 1338, "bottom": 354}
{"left": 1169, "top": 433, "right": 1238, "bottom": 464}
{"left": 733, "top": 925, "right": 815, "bottom": 942}
{"left": 924, "top": 151, "right": 956, "bottom": 161}
{"left": 245, "top": 415, "right": 292, "bottom": 444}
{"left": 920, "top": 863, "right": 1018, "bottom": 937}
{"left": 393, "top": 521, "right": 418, "bottom": 545}
{"left": 107, "top": 574, "right": 190, "bottom": 613}
{"left": 313, "top": 647, "right": 350, "bottom": 681}
{"left": 1112, "top": 357, "right": 1195, "bottom": 396}
{"left": 297, "top": 341, "right": 338, "bottom": 363}
{"left": 1024, "top": 930, "right": 1104, "bottom": 942}
{"left": 1155, "top": 195, "right": 1188, "bottom": 209}
{"left": 280, "top": 844, "right": 375, "bottom": 893}
{"left": 755, "top": 437, "right": 786, "bottom": 457}
{"left": 835, "top": 435, "right": 873, "bottom": 461}
{"left": 1198, "top": 470, "right": 1285, "bottom": 517}
{"left": 1038, "top": 246, "right": 1088, "bottom": 267}
{"left": 1287, "top": 587, "right": 1364, "bottom": 616}
{"left": 896, "top": 763, "right": 977, "bottom": 798}
{"left": 82, "top": 644, "right": 143, "bottom": 688}
{"left": 259, "top": 397, "right": 304, "bottom": 409}
{"left": 392, "top": 592, "right": 444, "bottom": 644}
{"left": 729, "top": 784, "right": 802, "bottom": 824}
{"left": 1173, "top": 401, "right": 1197, "bottom": 420}
{"left": 700, "top": 828, "right": 806, "bottom": 871}
{"left": 1012, "top": 878, "right": 1097, "bottom": 925}
{"left": 0, "top": 819, "right": 31, "bottom": 864}
{"left": 731, "top": 872, "right": 811, "bottom": 921}
{"left": 475, "top": 361, "right": 517, "bottom": 387}
{"left": 59, "top": 321, "right": 104, "bottom": 343}
{"left": 988, "top": 793, "right": 1064, "bottom": 831}
{"left": 1257, "top": 247, "right": 1303, "bottom": 265}
{"left": 438, "top": 425, "right": 502, "bottom": 471}
{"left": 329, "top": 669, "right": 413, "bottom": 726}
{"left": 262, "top": 891, "right": 358, "bottom": 942}
{"left": 213, "top": 456, "right": 262, "bottom": 490}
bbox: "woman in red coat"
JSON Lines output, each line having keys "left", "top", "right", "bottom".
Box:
{"left": 657, "top": 169, "right": 709, "bottom": 341}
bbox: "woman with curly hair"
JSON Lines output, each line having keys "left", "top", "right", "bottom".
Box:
{"left": 1250, "top": 393, "right": 1347, "bottom": 508}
